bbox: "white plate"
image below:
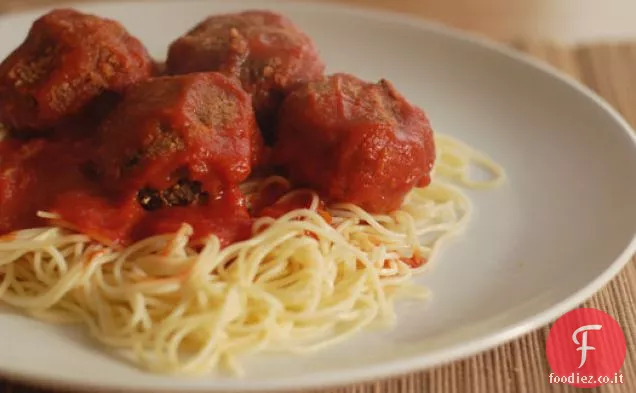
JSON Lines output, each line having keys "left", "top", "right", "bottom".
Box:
{"left": 1, "top": 0, "right": 636, "bottom": 391}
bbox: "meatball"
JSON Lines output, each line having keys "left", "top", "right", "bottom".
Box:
{"left": 0, "top": 8, "right": 154, "bottom": 132}
{"left": 166, "top": 10, "right": 325, "bottom": 142}
{"left": 271, "top": 73, "right": 436, "bottom": 213}
{"left": 90, "top": 72, "right": 263, "bottom": 210}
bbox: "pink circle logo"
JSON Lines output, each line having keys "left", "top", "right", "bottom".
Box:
{"left": 546, "top": 307, "right": 626, "bottom": 388}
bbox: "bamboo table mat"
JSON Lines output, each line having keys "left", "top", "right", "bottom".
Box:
{"left": 1, "top": 3, "right": 636, "bottom": 393}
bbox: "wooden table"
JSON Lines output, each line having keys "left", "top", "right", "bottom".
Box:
{"left": 1, "top": 1, "right": 636, "bottom": 393}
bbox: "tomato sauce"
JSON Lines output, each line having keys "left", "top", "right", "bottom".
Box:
{"left": 0, "top": 134, "right": 332, "bottom": 248}
{"left": 251, "top": 185, "right": 332, "bottom": 223}
{"left": 400, "top": 255, "right": 427, "bottom": 268}
{"left": 0, "top": 130, "right": 253, "bottom": 248}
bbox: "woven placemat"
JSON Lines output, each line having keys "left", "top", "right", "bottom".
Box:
{"left": 0, "top": 4, "right": 636, "bottom": 392}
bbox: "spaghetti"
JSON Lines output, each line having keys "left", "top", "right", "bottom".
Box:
{"left": 0, "top": 133, "right": 504, "bottom": 376}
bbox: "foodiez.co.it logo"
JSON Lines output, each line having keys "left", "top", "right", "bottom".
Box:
{"left": 545, "top": 308, "right": 626, "bottom": 388}
{"left": 572, "top": 324, "right": 602, "bottom": 369}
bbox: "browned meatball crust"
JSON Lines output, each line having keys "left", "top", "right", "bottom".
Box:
{"left": 272, "top": 73, "right": 437, "bottom": 213}
{"left": 90, "top": 72, "right": 264, "bottom": 208}
{"left": 0, "top": 8, "right": 154, "bottom": 132}
{"left": 166, "top": 10, "right": 325, "bottom": 142}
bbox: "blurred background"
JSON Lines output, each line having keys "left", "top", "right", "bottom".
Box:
{"left": 2, "top": 0, "right": 636, "bottom": 44}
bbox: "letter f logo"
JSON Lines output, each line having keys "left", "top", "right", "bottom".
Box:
{"left": 572, "top": 324, "right": 602, "bottom": 368}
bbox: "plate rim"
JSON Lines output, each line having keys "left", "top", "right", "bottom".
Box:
{"left": 1, "top": 0, "right": 636, "bottom": 391}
